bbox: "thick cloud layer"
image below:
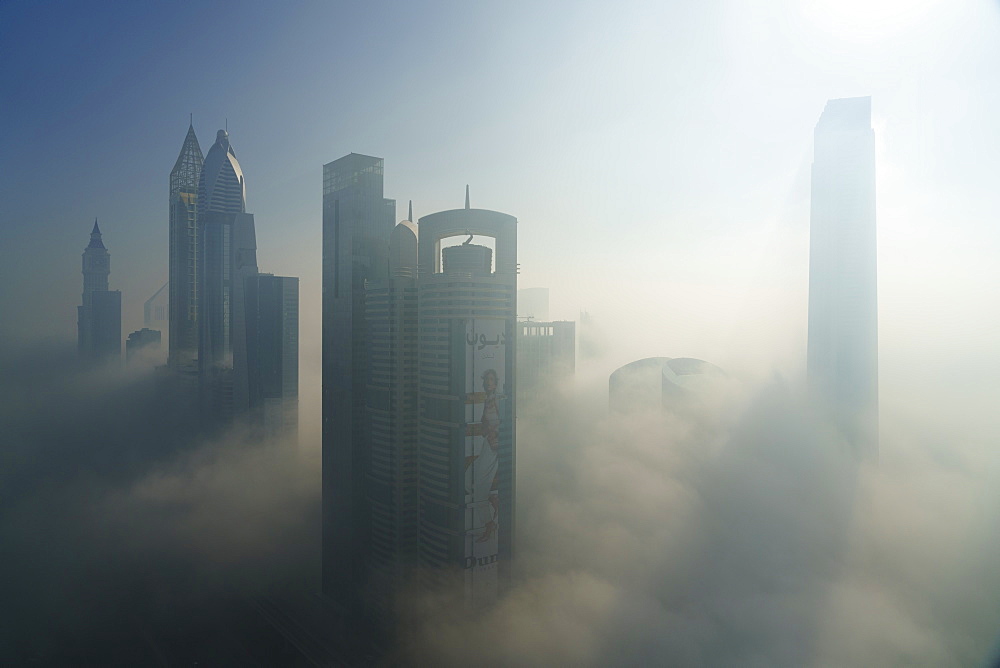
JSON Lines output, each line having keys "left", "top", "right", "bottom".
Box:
{"left": 3, "top": 342, "right": 998, "bottom": 666}
{"left": 0, "top": 344, "right": 320, "bottom": 664}
{"left": 395, "top": 375, "right": 1000, "bottom": 666}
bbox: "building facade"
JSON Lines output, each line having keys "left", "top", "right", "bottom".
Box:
{"left": 78, "top": 220, "right": 121, "bottom": 364}
{"left": 244, "top": 274, "right": 299, "bottom": 438}
{"left": 168, "top": 122, "right": 203, "bottom": 368}
{"left": 516, "top": 320, "right": 575, "bottom": 406}
{"left": 807, "top": 97, "right": 879, "bottom": 458}
{"left": 363, "top": 217, "right": 420, "bottom": 621}
{"left": 197, "top": 129, "right": 256, "bottom": 425}
{"left": 416, "top": 203, "right": 517, "bottom": 608}
{"left": 321, "top": 153, "right": 395, "bottom": 613}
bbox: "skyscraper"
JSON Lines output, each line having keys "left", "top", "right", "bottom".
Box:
{"left": 416, "top": 196, "right": 517, "bottom": 608}
{"left": 363, "top": 209, "right": 419, "bottom": 621}
{"left": 78, "top": 219, "right": 121, "bottom": 364}
{"left": 197, "top": 129, "right": 256, "bottom": 424}
{"left": 244, "top": 274, "right": 299, "bottom": 438}
{"left": 168, "top": 122, "right": 203, "bottom": 369}
{"left": 516, "top": 319, "right": 575, "bottom": 405}
{"left": 807, "top": 96, "right": 879, "bottom": 457}
{"left": 321, "top": 153, "right": 395, "bottom": 614}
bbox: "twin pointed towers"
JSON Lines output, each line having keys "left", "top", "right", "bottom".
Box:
{"left": 167, "top": 121, "right": 297, "bottom": 433}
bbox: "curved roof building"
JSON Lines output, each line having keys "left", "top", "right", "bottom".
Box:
{"left": 198, "top": 129, "right": 245, "bottom": 214}
{"left": 609, "top": 357, "right": 724, "bottom": 413}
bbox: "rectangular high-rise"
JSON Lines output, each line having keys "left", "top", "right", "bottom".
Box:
{"left": 245, "top": 274, "right": 299, "bottom": 438}
{"left": 363, "top": 219, "right": 419, "bottom": 621}
{"left": 517, "top": 320, "right": 575, "bottom": 405}
{"left": 322, "top": 154, "right": 395, "bottom": 612}
{"left": 807, "top": 96, "right": 879, "bottom": 457}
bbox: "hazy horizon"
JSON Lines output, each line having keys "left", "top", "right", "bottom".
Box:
{"left": 2, "top": 1, "right": 1000, "bottom": 665}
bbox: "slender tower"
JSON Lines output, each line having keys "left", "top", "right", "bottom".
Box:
{"left": 168, "top": 120, "right": 204, "bottom": 369}
{"left": 363, "top": 205, "right": 419, "bottom": 623}
{"left": 321, "top": 154, "right": 395, "bottom": 622}
{"left": 78, "top": 219, "right": 121, "bottom": 364}
{"left": 807, "top": 97, "right": 879, "bottom": 458}
{"left": 197, "top": 129, "right": 257, "bottom": 424}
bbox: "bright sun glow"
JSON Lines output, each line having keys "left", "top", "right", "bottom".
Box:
{"left": 801, "top": 0, "right": 940, "bottom": 42}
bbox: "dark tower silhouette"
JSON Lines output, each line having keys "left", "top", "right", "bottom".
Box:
{"left": 78, "top": 219, "right": 121, "bottom": 364}
{"left": 168, "top": 120, "right": 204, "bottom": 369}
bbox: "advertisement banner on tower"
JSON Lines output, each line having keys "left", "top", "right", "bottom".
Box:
{"left": 463, "top": 318, "right": 506, "bottom": 607}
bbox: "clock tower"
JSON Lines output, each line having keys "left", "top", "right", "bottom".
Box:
{"left": 82, "top": 218, "right": 110, "bottom": 302}
{"left": 78, "top": 219, "right": 121, "bottom": 364}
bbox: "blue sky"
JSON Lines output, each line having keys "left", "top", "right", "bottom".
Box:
{"left": 2, "top": 0, "right": 999, "bottom": 389}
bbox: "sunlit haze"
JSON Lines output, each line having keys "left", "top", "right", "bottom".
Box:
{"left": 2, "top": 0, "right": 999, "bottom": 664}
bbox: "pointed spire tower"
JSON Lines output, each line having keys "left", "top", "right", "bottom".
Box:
{"left": 88, "top": 217, "right": 105, "bottom": 249}
{"left": 465, "top": 184, "right": 471, "bottom": 209}
{"left": 79, "top": 218, "right": 121, "bottom": 364}
{"left": 169, "top": 120, "right": 205, "bottom": 368}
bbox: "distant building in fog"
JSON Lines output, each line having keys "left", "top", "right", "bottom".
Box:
{"left": 578, "top": 310, "right": 606, "bottom": 360}
{"left": 517, "top": 320, "right": 574, "bottom": 405}
{"left": 144, "top": 282, "right": 168, "bottom": 330}
{"left": 807, "top": 97, "right": 878, "bottom": 458}
{"left": 126, "top": 328, "right": 162, "bottom": 367}
{"left": 609, "top": 357, "right": 723, "bottom": 413}
{"left": 78, "top": 219, "right": 121, "bottom": 365}
{"left": 244, "top": 274, "right": 299, "bottom": 437}
{"left": 517, "top": 287, "right": 549, "bottom": 321}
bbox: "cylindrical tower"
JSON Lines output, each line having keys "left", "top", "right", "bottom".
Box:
{"left": 416, "top": 205, "right": 516, "bottom": 609}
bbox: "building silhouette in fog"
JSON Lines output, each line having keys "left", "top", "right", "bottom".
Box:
{"left": 517, "top": 287, "right": 549, "bottom": 321}
{"left": 363, "top": 204, "right": 420, "bottom": 622}
{"left": 168, "top": 122, "right": 203, "bottom": 369}
{"left": 244, "top": 274, "right": 299, "bottom": 438}
{"left": 126, "top": 328, "right": 162, "bottom": 367}
{"left": 609, "top": 357, "right": 723, "bottom": 414}
{"left": 807, "top": 97, "right": 879, "bottom": 457}
{"left": 517, "top": 320, "right": 574, "bottom": 405}
{"left": 416, "top": 193, "right": 517, "bottom": 609}
{"left": 197, "top": 129, "right": 257, "bottom": 425}
{"left": 321, "top": 153, "right": 395, "bottom": 619}
{"left": 78, "top": 219, "right": 121, "bottom": 364}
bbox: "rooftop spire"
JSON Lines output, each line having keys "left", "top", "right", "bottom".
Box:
{"left": 87, "top": 217, "right": 106, "bottom": 249}
{"left": 408, "top": 199, "right": 413, "bottom": 222}
{"left": 465, "top": 184, "right": 470, "bottom": 210}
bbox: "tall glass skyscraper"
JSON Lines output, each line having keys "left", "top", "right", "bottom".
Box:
{"left": 168, "top": 122, "right": 203, "bottom": 369}
{"left": 807, "top": 96, "right": 879, "bottom": 458}
{"left": 197, "top": 130, "right": 256, "bottom": 424}
{"left": 321, "top": 154, "right": 395, "bottom": 616}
